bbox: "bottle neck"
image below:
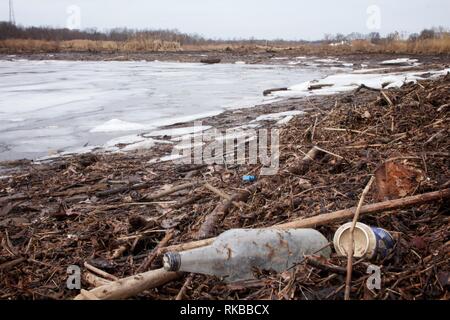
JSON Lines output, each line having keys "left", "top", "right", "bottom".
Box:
{"left": 163, "top": 252, "right": 181, "bottom": 271}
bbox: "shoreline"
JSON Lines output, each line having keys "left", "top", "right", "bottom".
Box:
{"left": 1, "top": 55, "right": 448, "bottom": 167}
{"left": 2, "top": 51, "right": 450, "bottom": 66}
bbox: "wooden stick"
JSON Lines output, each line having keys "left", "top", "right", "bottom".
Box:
{"left": 84, "top": 272, "right": 112, "bottom": 287}
{"left": 162, "top": 188, "right": 450, "bottom": 253}
{"left": 143, "top": 182, "right": 200, "bottom": 201}
{"left": 322, "top": 127, "right": 377, "bottom": 137}
{"left": 96, "top": 181, "right": 152, "bottom": 198}
{"left": 313, "top": 146, "right": 344, "bottom": 160}
{"left": 204, "top": 183, "right": 242, "bottom": 209}
{"left": 196, "top": 182, "right": 260, "bottom": 239}
{"left": 288, "top": 146, "right": 325, "bottom": 175}
{"left": 74, "top": 268, "right": 181, "bottom": 300}
{"left": 0, "top": 257, "right": 26, "bottom": 271}
{"left": 84, "top": 262, "right": 119, "bottom": 281}
{"left": 344, "top": 176, "right": 375, "bottom": 300}
{"left": 381, "top": 90, "right": 394, "bottom": 107}
{"left": 137, "top": 229, "right": 175, "bottom": 272}
{"left": 176, "top": 274, "right": 193, "bottom": 300}
{"left": 80, "top": 289, "right": 100, "bottom": 300}
{"left": 304, "top": 256, "right": 347, "bottom": 275}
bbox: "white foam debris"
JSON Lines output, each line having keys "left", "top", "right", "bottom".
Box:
{"left": 276, "top": 115, "right": 294, "bottom": 125}
{"left": 146, "top": 126, "right": 211, "bottom": 138}
{"left": 251, "top": 110, "right": 304, "bottom": 122}
{"left": 315, "top": 58, "right": 339, "bottom": 64}
{"left": 235, "top": 61, "right": 246, "bottom": 64}
{"left": 90, "top": 119, "right": 150, "bottom": 133}
{"left": 381, "top": 58, "right": 419, "bottom": 65}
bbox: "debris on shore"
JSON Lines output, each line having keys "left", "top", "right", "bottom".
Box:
{"left": 0, "top": 72, "right": 449, "bottom": 300}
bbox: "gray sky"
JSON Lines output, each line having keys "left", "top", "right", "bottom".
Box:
{"left": 1, "top": 0, "right": 449, "bottom": 40}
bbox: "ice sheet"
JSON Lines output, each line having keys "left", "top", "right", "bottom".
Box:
{"left": 0, "top": 59, "right": 327, "bottom": 160}
{"left": 274, "top": 68, "right": 450, "bottom": 98}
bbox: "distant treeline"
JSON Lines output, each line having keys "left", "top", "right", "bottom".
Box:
{"left": 323, "top": 27, "right": 450, "bottom": 43}
{"left": 0, "top": 22, "right": 306, "bottom": 46}
{"left": 1, "top": 22, "right": 449, "bottom": 45}
{"left": 0, "top": 22, "right": 207, "bottom": 44}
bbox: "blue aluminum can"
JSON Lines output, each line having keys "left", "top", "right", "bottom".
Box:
{"left": 370, "top": 226, "right": 395, "bottom": 259}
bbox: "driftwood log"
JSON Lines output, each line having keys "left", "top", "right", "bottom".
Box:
{"left": 200, "top": 58, "right": 221, "bottom": 64}
{"left": 74, "top": 268, "right": 181, "bottom": 300}
{"left": 263, "top": 87, "right": 288, "bottom": 96}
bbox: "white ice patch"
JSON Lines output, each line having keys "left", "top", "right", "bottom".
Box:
{"left": 251, "top": 110, "right": 304, "bottom": 122}
{"left": 380, "top": 58, "right": 419, "bottom": 65}
{"left": 276, "top": 115, "right": 294, "bottom": 125}
{"left": 90, "top": 119, "right": 150, "bottom": 133}
{"left": 278, "top": 68, "right": 450, "bottom": 98}
{"left": 145, "top": 125, "right": 212, "bottom": 138}
{"left": 315, "top": 58, "right": 340, "bottom": 64}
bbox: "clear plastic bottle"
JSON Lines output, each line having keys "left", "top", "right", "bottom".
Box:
{"left": 163, "top": 228, "right": 331, "bottom": 282}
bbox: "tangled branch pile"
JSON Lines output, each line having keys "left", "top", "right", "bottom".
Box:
{"left": 0, "top": 74, "right": 448, "bottom": 300}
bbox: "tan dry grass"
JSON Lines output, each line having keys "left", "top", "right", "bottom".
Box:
{"left": 0, "top": 37, "right": 449, "bottom": 55}
{"left": 0, "top": 38, "right": 182, "bottom": 53}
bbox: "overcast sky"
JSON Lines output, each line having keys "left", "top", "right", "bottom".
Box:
{"left": 1, "top": 0, "right": 449, "bottom": 40}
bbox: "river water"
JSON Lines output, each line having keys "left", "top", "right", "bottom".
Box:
{"left": 0, "top": 59, "right": 329, "bottom": 160}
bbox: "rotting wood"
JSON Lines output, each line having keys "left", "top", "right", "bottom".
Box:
{"left": 73, "top": 268, "right": 181, "bottom": 300}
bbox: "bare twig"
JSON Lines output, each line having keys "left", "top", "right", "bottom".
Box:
{"left": 344, "top": 176, "right": 375, "bottom": 300}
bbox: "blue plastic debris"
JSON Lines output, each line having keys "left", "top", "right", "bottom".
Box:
{"left": 243, "top": 175, "right": 256, "bottom": 182}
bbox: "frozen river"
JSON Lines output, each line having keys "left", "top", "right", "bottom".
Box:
{"left": 0, "top": 59, "right": 328, "bottom": 160}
